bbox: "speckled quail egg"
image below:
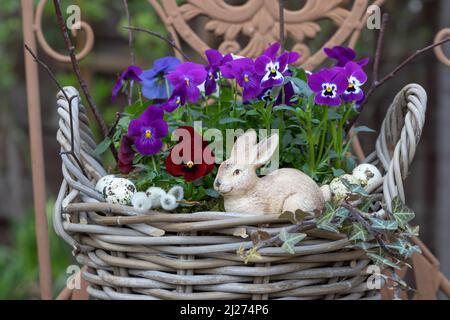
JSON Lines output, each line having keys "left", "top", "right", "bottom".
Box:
{"left": 131, "top": 192, "right": 153, "bottom": 210}
{"left": 352, "top": 164, "right": 382, "bottom": 190}
{"left": 146, "top": 186, "right": 166, "bottom": 208}
{"left": 329, "top": 174, "right": 360, "bottom": 204}
{"left": 95, "top": 175, "right": 116, "bottom": 194}
{"left": 103, "top": 177, "right": 136, "bottom": 205}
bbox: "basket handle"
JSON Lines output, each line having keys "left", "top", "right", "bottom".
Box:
{"left": 54, "top": 86, "right": 107, "bottom": 250}
{"left": 375, "top": 84, "right": 427, "bottom": 211}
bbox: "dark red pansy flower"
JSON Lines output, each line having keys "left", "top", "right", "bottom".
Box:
{"left": 165, "top": 126, "right": 215, "bottom": 182}
{"left": 118, "top": 134, "right": 135, "bottom": 174}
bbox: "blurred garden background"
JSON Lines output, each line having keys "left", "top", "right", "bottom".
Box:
{"left": 0, "top": 0, "right": 449, "bottom": 298}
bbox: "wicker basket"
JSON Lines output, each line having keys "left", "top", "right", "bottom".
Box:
{"left": 53, "top": 84, "right": 427, "bottom": 300}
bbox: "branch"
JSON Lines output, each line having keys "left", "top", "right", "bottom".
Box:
{"left": 124, "top": 25, "right": 189, "bottom": 61}
{"left": 340, "top": 202, "right": 404, "bottom": 262}
{"left": 24, "top": 44, "right": 87, "bottom": 177}
{"left": 122, "top": 0, "right": 135, "bottom": 106}
{"left": 243, "top": 220, "right": 315, "bottom": 258}
{"left": 278, "top": 0, "right": 285, "bottom": 49}
{"left": 346, "top": 13, "right": 389, "bottom": 131}
{"left": 52, "top": 0, "right": 118, "bottom": 161}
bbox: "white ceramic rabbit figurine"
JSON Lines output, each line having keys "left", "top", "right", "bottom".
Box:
{"left": 214, "top": 130, "right": 325, "bottom": 215}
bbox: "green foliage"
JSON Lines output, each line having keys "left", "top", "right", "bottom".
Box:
{"left": 279, "top": 228, "right": 306, "bottom": 254}
{"left": 0, "top": 201, "right": 74, "bottom": 299}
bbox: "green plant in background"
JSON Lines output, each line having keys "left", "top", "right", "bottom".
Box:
{"left": 0, "top": 201, "right": 73, "bottom": 299}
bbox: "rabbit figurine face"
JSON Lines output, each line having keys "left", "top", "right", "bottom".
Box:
{"left": 214, "top": 130, "right": 325, "bottom": 215}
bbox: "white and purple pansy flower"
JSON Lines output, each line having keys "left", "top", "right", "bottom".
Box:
{"left": 128, "top": 105, "right": 168, "bottom": 155}
{"left": 307, "top": 67, "right": 347, "bottom": 106}
{"left": 342, "top": 61, "right": 367, "bottom": 103}
{"left": 255, "top": 42, "right": 300, "bottom": 88}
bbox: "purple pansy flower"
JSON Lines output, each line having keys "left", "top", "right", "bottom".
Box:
{"left": 161, "top": 87, "right": 186, "bottom": 113}
{"left": 128, "top": 105, "right": 168, "bottom": 155}
{"left": 111, "top": 65, "right": 142, "bottom": 103}
{"left": 342, "top": 61, "right": 367, "bottom": 103}
{"left": 308, "top": 67, "right": 347, "bottom": 106}
{"left": 324, "top": 46, "right": 369, "bottom": 67}
{"left": 166, "top": 62, "right": 207, "bottom": 103}
{"left": 141, "top": 56, "right": 180, "bottom": 100}
{"left": 255, "top": 43, "right": 300, "bottom": 88}
{"left": 204, "top": 49, "right": 232, "bottom": 96}
{"left": 226, "top": 58, "right": 261, "bottom": 101}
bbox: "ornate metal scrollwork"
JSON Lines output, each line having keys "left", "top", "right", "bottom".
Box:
{"left": 434, "top": 28, "right": 450, "bottom": 67}
{"left": 34, "top": 0, "right": 94, "bottom": 62}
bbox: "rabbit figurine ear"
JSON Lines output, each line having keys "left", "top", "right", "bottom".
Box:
{"left": 230, "top": 129, "right": 258, "bottom": 164}
{"left": 254, "top": 133, "right": 279, "bottom": 167}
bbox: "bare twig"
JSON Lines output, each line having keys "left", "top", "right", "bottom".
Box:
{"left": 124, "top": 25, "right": 189, "bottom": 61}
{"left": 107, "top": 112, "right": 123, "bottom": 138}
{"left": 346, "top": 13, "right": 389, "bottom": 131}
{"left": 52, "top": 0, "right": 118, "bottom": 161}
{"left": 122, "top": 0, "right": 135, "bottom": 106}
{"left": 24, "top": 44, "right": 87, "bottom": 177}
{"left": 243, "top": 220, "right": 316, "bottom": 258}
{"left": 278, "top": 0, "right": 285, "bottom": 49}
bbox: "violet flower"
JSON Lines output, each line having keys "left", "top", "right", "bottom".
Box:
{"left": 111, "top": 65, "right": 142, "bottom": 103}
{"left": 128, "top": 105, "right": 168, "bottom": 155}
{"left": 166, "top": 62, "right": 207, "bottom": 103}
{"left": 255, "top": 42, "right": 300, "bottom": 88}
{"left": 204, "top": 49, "right": 231, "bottom": 96}
{"left": 342, "top": 61, "right": 367, "bottom": 103}
{"left": 161, "top": 87, "right": 186, "bottom": 113}
{"left": 324, "top": 46, "right": 369, "bottom": 67}
{"left": 141, "top": 56, "right": 180, "bottom": 100}
{"left": 226, "top": 58, "right": 261, "bottom": 101}
{"left": 308, "top": 67, "right": 347, "bottom": 106}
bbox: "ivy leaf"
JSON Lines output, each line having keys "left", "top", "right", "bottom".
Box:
{"left": 317, "top": 222, "right": 340, "bottom": 233}
{"left": 349, "top": 223, "right": 369, "bottom": 242}
{"left": 391, "top": 196, "right": 415, "bottom": 226}
{"left": 332, "top": 168, "right": 346, "bottom": 177}
{"left": 367, "top": 253, "right": 401, "bottom": 270}
{"left": 93, "top": 137, "right": 112, "bottom": 156}
{"left": 369, "top": 217, "right": 399, "bottom": 231}
{"left": 279, "top": 209, "right": 313, "bottom": 224}
{"left": 353, "top": 126, "right": 376, "bottom": 134}
{"left": 341, "top": 178, "right": 368, "bottom": 197}
{"left": 402, "top": 225, "right": 420, "bottom": 237}
{"left": 279, "top": 228, "right": 306, "bottom": 254}
{"left": 250, "top": 230, "right": 271, "bottom": 245}
{"left": 205, "top": 188, "right": 220, "bottom": 198}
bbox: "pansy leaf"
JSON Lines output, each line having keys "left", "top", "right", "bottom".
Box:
{"left": 369, "top": 217, "right": 399, "bottom": 231}
{"left": 93, "top": 137, "right": 112, "bottom": 156}
{"left": 286, "top": 77, "right": 313, "bottom": 97}
{"left": 327, "top": 109, "right": 342, "bottom": 120}
{"left": 275, "top": 105, "right": 297, "bottom": 113}
{"left": 219, "top": 117, "right": 247, "bottom": 124}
